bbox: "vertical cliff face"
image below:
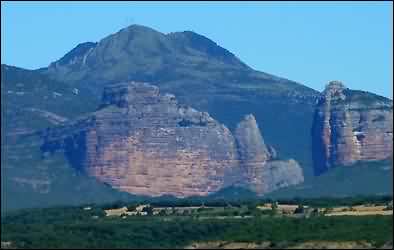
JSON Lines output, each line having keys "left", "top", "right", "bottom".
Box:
{"left": 235, "top": 114, "right": 271, "bottom": 163}
{"left": 312, "top": 81, "right": 393, "bottom": 175}
{"left": 42, "top": 81, "right": 304, "bottom": 197}
{"left": 90, "top": 82, "right": 240, "bottom": 197}
{"left": 235, "top": 114, "right": 304, "bottom": 194}
{"left": 235, "top": 114, "right": 270, "bottom": 192}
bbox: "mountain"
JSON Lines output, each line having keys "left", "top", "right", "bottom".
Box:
{"left": 43, "top": 25, "right": 288, "bottom": 88}
{"left": 265, "top": 81, "right": 393, "bottom": 199}
{"left": 42, "top": 24, "right": 321, "bottom": 179}
{"left": 44, "top": 25, "right": 319, "bottom": 102}
{"left": 311, "top": 81, "right": 393, "bottom": 175}
{"left": 40, "top": 81, "right": 304, "bottom": 197}
{"left": 1, "top": 24, "right": 392, "bottom": 212}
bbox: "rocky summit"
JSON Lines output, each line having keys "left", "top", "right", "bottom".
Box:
{"left": 41, "top": 81, "right": 303, "bottom": 197}
{"left": 311, "top": 81, "right": 393, "bottom": 175}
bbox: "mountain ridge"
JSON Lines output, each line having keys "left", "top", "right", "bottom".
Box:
{"left": 1, "top": 24, "right": 392, "bottom": 212}
{"left": 43, "top": 24, "right": 320, "bottom": 99}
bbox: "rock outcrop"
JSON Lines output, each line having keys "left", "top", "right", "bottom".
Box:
{"left": 235, "top": 114, "right": 304, "bottom": 194}
{"left": 312, "top": 81, "right": 393, "bottom": 175}
{"left": 41, "top": 81, "right": 303, "bottom": 197}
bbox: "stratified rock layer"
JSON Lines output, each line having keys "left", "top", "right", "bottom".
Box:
{"left": 42, "top": 81, "right": 303, "bottom": 197}
{"left": 312, "top": 81, "right": 393, "bottom": 175}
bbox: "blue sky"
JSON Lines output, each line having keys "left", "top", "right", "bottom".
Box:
{"left": 1, "top": 1, "right": 392, "bottom": 98}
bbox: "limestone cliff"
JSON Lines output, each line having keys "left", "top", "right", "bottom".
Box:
{"left": 235, "top": 114, "right": 304, "bottom": 194}
{"left": 41, "top": 81, "right": 303, "bottom": 197}
{"left": 312, "top": 81, "right": 393, "bottom": 175}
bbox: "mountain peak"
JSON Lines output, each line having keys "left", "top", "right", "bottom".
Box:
{"left": 44, "top": 24, "right": 319, "bottom": 102}
{"left": 46, "top": 24, "right": 252, "bottom": 84}
{"left": 117, "top": 24, "right": 164, "bottom": 36}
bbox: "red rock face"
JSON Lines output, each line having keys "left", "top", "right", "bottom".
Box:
{"left": 84, "top": 126, "right": 240, "bottom": 197}
{"left": 42, "top": 81, "right": 304, "bottom": 197}
{"left": 77, "top": 82, "right": 240, "bottom": 197}
{"left": 312, "top": 81, "right": 393, "bottom": 175}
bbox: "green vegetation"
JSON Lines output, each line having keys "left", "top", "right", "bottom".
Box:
{"left": 1, "top": 202, "right": 392, "bottom": 249}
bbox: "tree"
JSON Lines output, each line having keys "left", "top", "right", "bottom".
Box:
{"left": 127, "top": 204, "right": 138, "bottom": 212}
{"left": 271, "top": 202, "right": 278, "bottom": 216}
{"left": 142, "top": 206, "right": 154, "bottom": 216}
{"left": 197, "top": 207, "right": 205, "bottom": 213}
{"left": 294, "top": 204, "right": 305, "bottom": 214}
{"left": 158, "top": 209, "right": 166, "bottom": 216}
{"left": 247, "top": 202, "right": 257, "bottom": 211}
{"left": 311, "top": 208, "right": 320, "bottom": 217}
